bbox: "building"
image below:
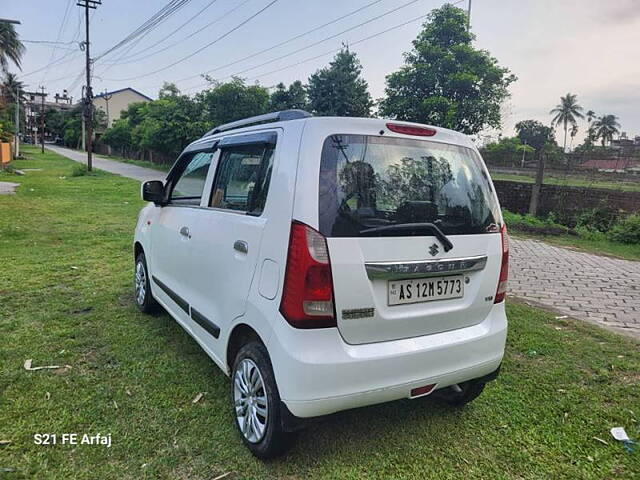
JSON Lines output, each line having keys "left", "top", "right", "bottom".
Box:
{"left": 23, "top": 89, "right": 74, "bottom": 143}
{"left": 93, "top": 88, "right": 152, "bottom": 127}
{"left": 579, "top": 158, "right": 640, "bottom": 174}
{"left": 610, "top": 132, "right": 640, "bottom": 154}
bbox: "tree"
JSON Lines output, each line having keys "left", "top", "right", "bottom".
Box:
{"left": 307, "top": 48, "right": 373, "bottom": 117}
{"left": 158, "top": 82, "right": 181, "bottom": 99}
{"left": 550, "top": 92, "right": 584, "bottom": 151}
{"left": 379, "top": 4, "right": 515, "bottom": 134}
{"left": 132, "top": 95, "right": 206, "bottom": 158}
{"left": 515, "top": 120, "right": 555, "bottom": 215}
{"left": 101, "top": 118, "right": 132, "bottom": 156}
{"left": 55, "top": 105, "right": 107, "bottom": 148}
{"left": 1, "top": 72, "right": 24, "bottom": 104}
{"left": 269, "top": 81, "right": 309, "bottom": 111}
{"left": 197, "top": 77, "right": 269, "bottom": 127}
{"left": 44, "top": 108, "right": 66, "bottom": 140}
{"left": 515, "top": 120, "right": 554, "bottom": 153}
{"left": 0, "top": 22, "right": 25, "bottom": 72}
{"left": 592, "top": 114, "right": 621, "bottom": 146}
{"left": 481, "top": 137, "right": 533, "bottom": 167}
{"left": 569, "top": 123, "right": 578, "bottom": 150}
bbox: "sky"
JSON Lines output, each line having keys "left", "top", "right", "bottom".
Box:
{"left": 5, "top": 0, "right": 640, "bottom": 145}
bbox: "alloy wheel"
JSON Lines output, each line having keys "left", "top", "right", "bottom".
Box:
{"left": 134, "top": 261, "right": 146, "bottom": 306}
{"left": 233, "top": 358, "right": 268, "bottom": 443}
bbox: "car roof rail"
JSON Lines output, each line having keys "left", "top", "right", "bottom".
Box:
{"left": 205, "top": 109, "right": 313, "bottom": 136}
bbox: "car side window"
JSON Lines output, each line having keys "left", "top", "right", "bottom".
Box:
{"left": 170, "top": 151, "right": 214, "bottom": 206}
{"left": 209, "top": 144, "right": 275, "bottom": 215}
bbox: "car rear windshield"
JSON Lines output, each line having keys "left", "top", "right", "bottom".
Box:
{"left": 319, "top": 134, "right": 500, "bottom": 237}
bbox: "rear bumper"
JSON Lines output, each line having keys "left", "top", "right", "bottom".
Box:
{"left": 268, "top": 301, "right": 508, "bottom": 418}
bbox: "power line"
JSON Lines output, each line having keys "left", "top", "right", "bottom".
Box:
{"left": 164, "top": 0, "right": 386, "bottom": 87}
{"left": 40, "top": 0, "right": 74, "bottom": 85}
{"left": 99, "top": 0, "right": 223, "bottom": 65}
{"left": 23, "top": 7, "right": 86, "bottom": 80}
{"left": 181, "top": 0, "right": 425, "bottom": 91}
{"left": 185, "top": 0, "right": 465, "bottom": 90}
{"left": 22, "top": 39, "right": 77, "bottom": 45}
{"left": 103, "top": 0, "right": 280, "bottom": 82}
{"left": 227, "top": 0, "right": 422, "bottom": 78}
{"left": 94, "top": 0, "right": 193, "bottom": 61}
{"left": 21, "top": 49, "right": 80, "bottom": 78}
{"left": 92, "top": 0, "right": 196, "bottom": 83}
{"left": 245, "top": 15, "right": 430, "bottom": 82}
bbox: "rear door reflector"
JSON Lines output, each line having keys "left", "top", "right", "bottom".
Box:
{"left": 410, "top": 383, "right": 437, "bottom": 398}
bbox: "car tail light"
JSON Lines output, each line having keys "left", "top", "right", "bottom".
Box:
{"left": 279, "top": 222, "right": 336, "bottom": 328}
{"left": 386, "top": 123, "right": 436, "bottom": 137}
{"left": 494, "top": 223, "right": 509, "bottom": 303}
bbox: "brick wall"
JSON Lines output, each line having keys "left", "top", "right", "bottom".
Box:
{"left": 494, "top": 180, "right": 640, "bottom": 218}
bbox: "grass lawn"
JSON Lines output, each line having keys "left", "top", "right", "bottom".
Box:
{"left": 491, "top": 171, "right": 640, "bottom": 193}
{"left": 1, "top": 146, "right": 639, "bottom": 479}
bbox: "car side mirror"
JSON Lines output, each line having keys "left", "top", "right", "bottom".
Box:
{"left": 141, "top": 180, "right": 166, "bottom": 205}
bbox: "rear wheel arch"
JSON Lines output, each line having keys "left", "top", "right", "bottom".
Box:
{"left": 134, "top": 241, "right": 144, "bottom": 262}
{"left": 226, "top": 323, "right": 265, "bottom": 370}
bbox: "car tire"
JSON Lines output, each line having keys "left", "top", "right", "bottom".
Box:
{"left": 134, "top": 252, "right": 158, "bottom": 313}
{"left": 231, "top": 341, "right": 293, "bottom": 459}
{"left": 437, "top": 380, "right": 486, "bottom": 407}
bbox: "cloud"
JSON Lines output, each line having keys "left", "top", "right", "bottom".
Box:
{"left": 599, "top": 0, "right": 640, "bottom": 24}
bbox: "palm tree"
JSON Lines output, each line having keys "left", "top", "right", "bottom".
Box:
{"left": 1, "top": 72, "right": 24, "bottom": 104}
{"left": 592, "top": 114, "right": 621, "bottom": 146}
{"left": 550, "top": 93, "right": 584, "bottom": 151}
{"left": 0, "top": 21, "right": 25, "bottom": 72}
{"left": 569, "top": 124, "right": 578, "bottom": 150}
{"left": 585, "top": 109, "right": 596, "bottom": 144}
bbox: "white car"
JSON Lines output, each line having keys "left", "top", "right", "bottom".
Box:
{"left": 133, "top": 111, "right": 509, "bottom": 458}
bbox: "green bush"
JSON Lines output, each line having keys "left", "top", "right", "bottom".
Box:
{"left": 576, "top": 208, "right": 617, "bottom": 233}
{"left": 71, "top": 164, "right": 94, "bottom": 177}
{"left": 574, "top": 226, "right": 607, "bottom": 241}
{"left": 608, "top": 214, "right": 640, "bottom": 244}
{"left": 502, "top": 210, "right": 569, "bottom": 235}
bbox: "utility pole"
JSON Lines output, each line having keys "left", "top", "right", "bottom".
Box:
{"left": 81, "top": 85, "right": 86, "bottom": 151}
{"left": 77, "top": 0, "right": 101, "bottom": 171}
{"left": 467, "top": 0, "right": 472, "bottom": 31}
{"left": 14, "top": 85, "right": 20, "bottom": 159}
{"left": 39, "top": 86, "right": 46, "bottom": 154}
{"left": 102, "top": 89, "right": 113, "bottom": 127}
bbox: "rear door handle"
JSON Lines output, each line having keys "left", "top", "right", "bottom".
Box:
{"left": 179, "top": 226, "right": 191, "bottom": 239}
{"left": 234, "top": 240, "right": 248, "bottom": 254}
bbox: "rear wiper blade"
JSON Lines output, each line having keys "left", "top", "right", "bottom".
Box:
{"left": 359, "top": 223, "right": 454, "bottom": 252}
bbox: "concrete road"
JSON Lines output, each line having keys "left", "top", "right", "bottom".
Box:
{"left": 46, "top": 145, "right": 165, "bottom": 183}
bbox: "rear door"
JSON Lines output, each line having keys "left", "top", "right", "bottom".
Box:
{"left": 185, "top": 132, "right": 278, "bottom": 352}
{"left": 318, "top": 133, "right": 504, "bottom": 344}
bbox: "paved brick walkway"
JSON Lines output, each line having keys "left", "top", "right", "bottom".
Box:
{"left": 510, "top": 238, "right": 640, "bottom": 339}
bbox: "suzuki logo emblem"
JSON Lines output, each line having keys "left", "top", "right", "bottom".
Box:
{"left": 429, "top": 243, "right": 439, "bottom": 256}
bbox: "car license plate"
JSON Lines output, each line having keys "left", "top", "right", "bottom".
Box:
{"left": 388, "top": 275, "right": 464, "bottom": 306}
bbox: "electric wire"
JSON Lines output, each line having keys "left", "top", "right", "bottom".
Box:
{"left": 103, "top": 0, "right": 280, "bottom": 82}
{"left": 99, "top": 0, "right": 223, "bottom": 65}
{"left": 157, "top": 0, "right": 386, "bottom": 88}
